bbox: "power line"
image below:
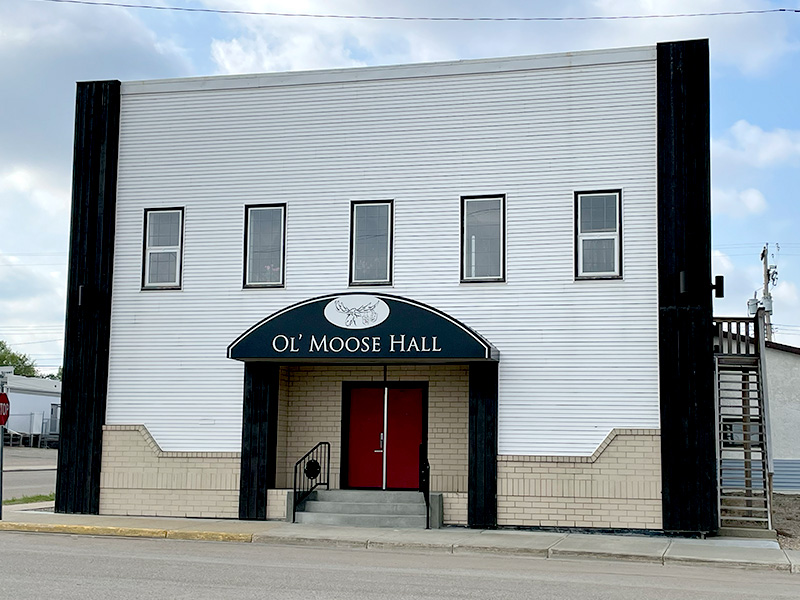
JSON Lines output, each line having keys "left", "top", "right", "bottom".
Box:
{"left": 1, "top": 329, "right": 65, "bottom": 333}
{"left": 5, "top": 338, "right": 64, "bottom": 346}
{"left": 30, "top": 1, "right": 800, "bottom": 22}
{"left": 0, "top": 263, "right": 66, "bottom": 267}
{"left": 1, "top": 326, "right": 63, "bottom": 329}
{"left": 0, "top": 253, "right": 67, "bottom": 256}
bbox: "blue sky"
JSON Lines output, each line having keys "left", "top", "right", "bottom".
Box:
{"left": 1, "top": 0, "right": 799, "bottom": 373}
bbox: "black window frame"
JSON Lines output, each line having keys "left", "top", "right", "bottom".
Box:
{"left": 243, "top": 203, "right": 287, "bottom": 289}
{"left": 349, "top": 199, "right": 394, "bottom": 287}
{"left": 460, "top": 194, "right": 506, "bottom": 283}
{"left": 141, "top": 207, "right": 184, "bottom": 291}
{"left": 574, "top": 189, "right": 623, "bottom": 280}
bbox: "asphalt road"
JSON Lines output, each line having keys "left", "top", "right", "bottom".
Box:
{"left": 1, "top": 532, "right": 797, "bottom": 600}
{"left": 1, "top": 446, "right": 58, "bottom": 500}
{"left": 2, "top": 469, "right": 56, "bottom": 500}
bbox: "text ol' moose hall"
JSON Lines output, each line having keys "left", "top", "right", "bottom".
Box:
{"left": 56, "top": 40, "right": 721, "bottom": 534}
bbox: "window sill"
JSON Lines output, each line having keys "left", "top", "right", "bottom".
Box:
{"left": 348, "top": 281, "right": 393, "bottom": 287}
{"left": 244, "top": 283, "right": 285, "bottom": 289}
{"left": 460, "top": 278, "right": 506, "bottom": 284}
{"left": 575, "top": 275, "right": 623, "bottom": 281}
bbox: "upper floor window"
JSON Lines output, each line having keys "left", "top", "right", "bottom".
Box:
{"left": 350, "top": 200, "right": 393, "bottom": 285}
{"left": 143, "top": 208, "right": 183, "bottom": 289}
{"left": 461, "top": 195, "right": 505, "bottom": 282}
{"left": 245, "top": 204, "right": 286, "bottom": 287}
{"left": 575, "top": 190, "right": 622, "bottom": 279}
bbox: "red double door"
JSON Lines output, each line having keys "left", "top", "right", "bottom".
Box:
{"left": 346, "top": 387, "right": 424, "bottom": 490}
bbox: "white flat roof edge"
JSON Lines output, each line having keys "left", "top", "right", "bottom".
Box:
{"left": 120, "top": 45, "right": 656, "bottom": 95}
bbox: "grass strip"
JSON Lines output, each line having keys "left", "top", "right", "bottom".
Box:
{"left": 2, "top": 492, "right": 56, "bottom": 505}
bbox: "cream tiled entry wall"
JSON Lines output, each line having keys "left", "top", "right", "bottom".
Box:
{"left": 275, "top": 365, "right": 470, "bottom": 495}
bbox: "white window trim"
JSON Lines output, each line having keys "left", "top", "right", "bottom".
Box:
{"left": 244, "top": 204, "right": 286, "bottom": 288}
{"left": 575, "top": 191, "right": 622, "bottom": 279}
{"left": 143, "top": 208, "right": 183, "bottom": 289}
{"left": 350, "top": 200, "right": 393, "bottom": 286}
{"left": 461, "top": 194, "right": 506, "bottom": 283}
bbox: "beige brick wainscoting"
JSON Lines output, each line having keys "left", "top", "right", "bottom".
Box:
{"left": 99, "top": 425, "right": 240, "bottom": 518}
{"left": 497, "top": 429, "right": 662, "bottom": 529}
{"left": 267, "top": 489, "right": 290, "bottom": 520}
{"left": 442, "top": 492, "right": 468, "bottom": 525}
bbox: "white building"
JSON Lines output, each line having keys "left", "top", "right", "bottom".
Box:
{"left": 765, "top": 341, "right": 800, "bottom": 492}
{"left": 0, "top": 370, "right": 61, "bottom": 440}
{"left": 56, "top": 40, "right": 717, "bottom": 533}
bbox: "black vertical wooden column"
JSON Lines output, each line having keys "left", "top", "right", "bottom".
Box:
{"left": 239, "top": 363, "right": 280, "bottom": 520}
{"left": 657, "top": 39, "right": 717, "bottom": 534}
{"left": 55, "top": 81, "right": 121, "bottom": 514}
{"left": 468, "top": 362, "right": 498, "bottom": 528}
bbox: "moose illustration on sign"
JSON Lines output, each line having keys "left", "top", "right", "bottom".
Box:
{"left": 335, "top": 299, "right": 380, "bottom": 328}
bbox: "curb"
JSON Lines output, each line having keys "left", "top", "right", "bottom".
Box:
{"left": 0, "top": 522, "right": 251, "bottom": 543}
{"left": 2, "top": 466, "right": 58, "bottom": 472}
{"left": 0, "top": 522, "right": 796, "bottom": 573}
{"left": 662, "top": 555, "right": 792, "bottom": 572}
{"left": 0, "top": 522, "right": 167, "bottom": 538}
{"left": 166, "top": 530, "right": 254, "bottom": 543}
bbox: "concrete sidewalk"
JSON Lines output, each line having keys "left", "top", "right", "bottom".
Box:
{"left": 1, "top": 502, "right": 798, "bottom": 573}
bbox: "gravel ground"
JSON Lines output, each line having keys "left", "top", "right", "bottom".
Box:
{"left": 773, "top": 493, "right": 800, "bottom": 550}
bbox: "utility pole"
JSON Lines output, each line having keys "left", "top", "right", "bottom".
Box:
{"left": 760, "top": 244, "right": 773, "bottom": 341}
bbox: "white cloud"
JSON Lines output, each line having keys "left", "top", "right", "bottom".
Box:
{"left": 211, "top": 28, "right": 365, "bottom": 73}
{"left": 713, "top": 120, "right": 800, "bottom": 170}
{"left": 771, "top": 280, "right": 800, "bottom": 345}
{"left": 205, "top": 0, "right": 799, "bottom": 76}
{"left": 0, "top": 167, "right": 71, "bottom": 216}
{"left": 773, "top": 280, "right": 799, "bottom": 306}
{"left": 0, "top": 252, "right": 67, "bottom": 372}
{"left": 712, "top": 249, "right": 735, "bottom": 274}
{"left": 584, "top": 0, "right": 798, "bottom": 76}
{"left": 712, "top": 249, "right": 764, "bottom": 317}
{"left": 712, "top": 187, "right": 768, "bottom": 218}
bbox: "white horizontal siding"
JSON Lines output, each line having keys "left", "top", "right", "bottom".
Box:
{"left": 109, "top": 53, "right": 659, "bottom": 454}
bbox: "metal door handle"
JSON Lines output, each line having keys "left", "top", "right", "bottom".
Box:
{"left": 374, "top": 431, "right": 384, "bottom": 452}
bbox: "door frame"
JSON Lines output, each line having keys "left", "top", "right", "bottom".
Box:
{"left": 341, "top": 381, "right": 429, "bottom": 491}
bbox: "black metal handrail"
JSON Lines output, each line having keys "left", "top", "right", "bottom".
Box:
{"left": 293, "top": 442, "right": 330, "bottom": 523}
{"left": 419, "top": 443, "right": 431, "bottom": 529}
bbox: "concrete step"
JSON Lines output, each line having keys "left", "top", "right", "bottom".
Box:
{"left": 311, "top": 490, "right": 424, "bottom": 504}
{"left": 295, "top": 511, "right": 427, "bottom": 528}
{"left": 304, "top": 501, "right": 426, "bottom": 516}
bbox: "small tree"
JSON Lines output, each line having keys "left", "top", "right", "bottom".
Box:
{"left": 0, "top": 340, "right": 38, "bottom": 377}
{"left": 43, "top": 366, "right": 63, "bottom": 381}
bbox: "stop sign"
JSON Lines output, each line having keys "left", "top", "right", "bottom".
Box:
{"left": 0, "top": 393, "right": 9, "bottom": 426}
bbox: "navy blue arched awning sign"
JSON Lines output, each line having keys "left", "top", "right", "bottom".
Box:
{"left": 228, "top": 293, "right": 498, "bottom": 362}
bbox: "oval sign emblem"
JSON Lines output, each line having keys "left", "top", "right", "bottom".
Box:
{"left": 324, "top": 295, "right": 390, "bottom": 330}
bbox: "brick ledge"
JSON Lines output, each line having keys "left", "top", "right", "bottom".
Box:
{"left": 498, "top": 428, "right": 660, "bottom": 464}
{"left": 103, "top": 425, "right": 241, "bottom": 459}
